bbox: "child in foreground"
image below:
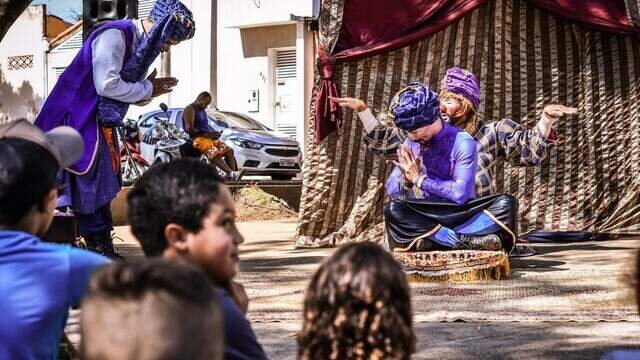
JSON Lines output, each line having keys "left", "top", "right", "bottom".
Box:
{"left": 298, "top": 242, "right": 416, "bottom": 360}
{"left": 81, "top": 259, "right": 223, "bottom": 360}
{"left": 127, "top": 158, "right": 266, "bottom": 360}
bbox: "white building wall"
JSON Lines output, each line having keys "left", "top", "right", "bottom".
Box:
{"left": 39, "top": 0, "right": 318, "bottom": 149}
{"left": 217, "top": 0, "right": 314, "bottom": 135}
{"left": 216, "top": 23, "right": 271, "bottom": 124}
{"left": 165, "top": 0, "right": 214, "bottom": 109}
{"left": 0, "top": 5, "right": 49, "bottom": 121}
{"left": 222, "top": 0, "right": 313, "bottom": 28}
{"left": 47, "top": 30, "right": 81, "bottom": 96}
{"left": 122, "top": 0, "right": 216, "bottom": 119}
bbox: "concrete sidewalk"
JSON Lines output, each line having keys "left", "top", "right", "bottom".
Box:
{"left": 112, "top": 221, "right": 640, "bottom": 360}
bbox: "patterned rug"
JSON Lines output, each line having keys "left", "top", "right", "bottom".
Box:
{"left": 241, "top": 267, "right": 639, "bottom": 323}
{"left": 235, "top": 224, "right": 640, "bottom": 324}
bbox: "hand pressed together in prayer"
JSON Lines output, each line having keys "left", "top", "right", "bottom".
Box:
{"left": 148, "top": 69, "right": 179, "bottom": 98}
{"left": 328, "top": 96, "right": 368, "bottom": 112}
{"left": 393, "top": 145, "right": 423, "bottom": 185}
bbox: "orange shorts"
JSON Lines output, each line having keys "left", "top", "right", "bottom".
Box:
{"left": 193, "top": 137, "right": 225, "bottom": 158}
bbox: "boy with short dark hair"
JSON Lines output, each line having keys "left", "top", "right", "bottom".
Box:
{"left": 127, "top": 158, "right": 266, "bottom": 360}
{"left": 0, "top": 119, "right": 109, "bottom": 359}
{"left": 81, "top": 259, "right": 223, "bottom": 360}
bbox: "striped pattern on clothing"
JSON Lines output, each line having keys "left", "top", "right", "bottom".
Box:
{"left": 364, "top": 117, "right": 556, "bottom": 197}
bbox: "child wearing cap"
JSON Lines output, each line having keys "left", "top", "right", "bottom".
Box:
{"left": 0, "top": 119, "right": 109, "bottom": 359}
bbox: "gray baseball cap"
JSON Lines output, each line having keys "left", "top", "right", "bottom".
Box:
{"left": 0, "top": 119, "right": 84, "bottom": 169}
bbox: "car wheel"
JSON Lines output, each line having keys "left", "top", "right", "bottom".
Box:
{"left": 271, "top": 174, "right": 294, "bottom": 181}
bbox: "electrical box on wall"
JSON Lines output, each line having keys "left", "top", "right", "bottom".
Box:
{"left": 248, "top": 90, "right": 259, "bottom": 113}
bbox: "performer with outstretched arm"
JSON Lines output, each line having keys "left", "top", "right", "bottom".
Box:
{"left": 331, "top": 67, "right": 576, "bottom": 255}
{"left": 364, "top": 83, "right": 518, "bottom": 253}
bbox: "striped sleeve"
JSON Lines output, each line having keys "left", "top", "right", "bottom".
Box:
{"left": 494, "top": 118, "right": 557, "bottom": 166}
{"left": 363, "top": 124, "right": 407, "bottom": 160}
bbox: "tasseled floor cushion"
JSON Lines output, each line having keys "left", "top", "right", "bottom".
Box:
{"left": 393, "top": 250, "right": 510, "bottom": 282}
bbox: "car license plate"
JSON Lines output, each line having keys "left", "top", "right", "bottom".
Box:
{"left": 279, "top": 159, "right": 295, "bottom": 167}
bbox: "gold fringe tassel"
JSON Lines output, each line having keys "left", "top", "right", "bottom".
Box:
{"left": 406, "top": 257, "right": 511, "bottom": 283}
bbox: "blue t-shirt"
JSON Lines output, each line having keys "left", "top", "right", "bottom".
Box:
{"left": 216, "top": 288, "right": 267, "bottom": 360}
{"left": 0, "top": 230, "right": 109, "bottom": 360}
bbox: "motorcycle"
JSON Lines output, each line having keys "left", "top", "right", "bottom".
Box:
{"left": 138, "top": 103, "right": 239, "bottom": 180}
{"left": 118, "top": 118, "right": 149, "bottom": 186}
{"left": 141, "top": 103, "right": 190, "bottom": 165}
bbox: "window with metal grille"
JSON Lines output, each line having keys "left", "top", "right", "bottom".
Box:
{"left": 56, "top": 31, "right": 83, "bottom": 51}
{"left": 138, "top": 0, "right": 155, "bottom": 19}
{"left": 276, "top": 50, "right": 296, "bottom": 79}
{"left": 8, "top": 55, "right": 33, "bottom": 70}
{"left": 54, "top": 67, "right": 66, "bottom": 81}
{"left": 275, "top": 49, "right": 298, "bottom": 139}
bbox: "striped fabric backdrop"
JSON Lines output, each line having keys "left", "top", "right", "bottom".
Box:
{"left": 296, "top": 0, "right": 640, "bottom": 247}
{"left": 625, "top": 0, "right": 640, "bottom": 27}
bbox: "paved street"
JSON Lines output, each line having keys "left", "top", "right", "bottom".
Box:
{"left": 110, "top": 221, "right": 640, "bottom": 359}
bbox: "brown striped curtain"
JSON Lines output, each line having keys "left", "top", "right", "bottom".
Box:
{"left": 296, "top": 0, "right": 640, "bottom": 248}
{"left": 625, "top": 0, "right": 640, "bottom": 26}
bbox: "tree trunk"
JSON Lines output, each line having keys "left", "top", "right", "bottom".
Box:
{"left": 0, "top": 0, "right": 33, "bottom": 43}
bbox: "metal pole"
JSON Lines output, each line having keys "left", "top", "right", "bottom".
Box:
{"left": 115, "top": 127, "right": 141, "bottom": 179}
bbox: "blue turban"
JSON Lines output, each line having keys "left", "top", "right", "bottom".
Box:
{"left": 97, "top": 0, "right": 196, "bottom": 127}
{"left": 390, "top": 82, "right": 441, "bottom": 132}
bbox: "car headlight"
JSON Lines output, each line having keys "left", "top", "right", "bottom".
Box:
{"left": 230, "top": 139, "right": 264, "bottom": 150}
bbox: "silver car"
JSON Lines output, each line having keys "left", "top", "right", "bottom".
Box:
{"left": 137, "top": 108, "right": 303, "bottom": 180}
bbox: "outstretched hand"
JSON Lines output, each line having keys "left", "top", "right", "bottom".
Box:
{"left": 328, "top": 96, "right": 367, "bottom": 112}
{"left": 543, "top": 104, "right": 578, "bottom": 118}
{"left": 393, "top": 145, "right": 422, "bottom": 184}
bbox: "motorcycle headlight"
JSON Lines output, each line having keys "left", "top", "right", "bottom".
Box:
{"left": 231, "top": 139, "right": 264, "bottom": 150}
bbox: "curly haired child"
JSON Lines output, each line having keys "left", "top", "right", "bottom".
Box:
{"left": 298, "top": 242, "right": 415, "bottom": 360}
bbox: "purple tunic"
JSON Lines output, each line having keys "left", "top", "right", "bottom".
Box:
{"left": 36, "top": 20, "right": 136, "bottom": 214}
{"left": 194, "top": 108, "right": 211, "bottom": 133}
{"left": 35, "top": 20, "right": 135, "bottom": 174}
{"left": 386, "top": 122, "right": 478, "bottom": 204}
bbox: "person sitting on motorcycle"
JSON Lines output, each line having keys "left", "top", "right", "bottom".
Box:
{"left": 182, "top": 92, "right": 243, "bottom": 180}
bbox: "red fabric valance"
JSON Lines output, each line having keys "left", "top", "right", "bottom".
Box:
{"left": 314, "top": 0, "right": 640, "bottom": 142}
{"left": 527, "top": 0, "right": 638, "bottom": 34}
{"left": 334, "top": 0, "right": 486, "bottom": 57}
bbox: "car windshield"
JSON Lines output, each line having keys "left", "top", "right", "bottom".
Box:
{"left": 207, "top": 111, "right": 269, "bottom": 131}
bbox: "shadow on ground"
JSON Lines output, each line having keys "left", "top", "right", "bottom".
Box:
{"left": 253, "top": 322, "right": 640, "bottom": 360}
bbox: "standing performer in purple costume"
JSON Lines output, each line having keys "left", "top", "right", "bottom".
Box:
{"left": 362, "top": 83, "right": 517, "bottom": 253}
{"left": 35, "top": 0, "right": 195, "bottom": 258}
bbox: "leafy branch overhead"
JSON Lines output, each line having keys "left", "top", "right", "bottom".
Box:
{"left": 0, "top": 0, "right": 33, "bottom": 43}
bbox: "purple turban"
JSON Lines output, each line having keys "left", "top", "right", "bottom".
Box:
{"left": 440, "top": 67, "right": 481, "bottom": 110}
{"left": 390, "top": 82, "right": 441, "bottom": 132}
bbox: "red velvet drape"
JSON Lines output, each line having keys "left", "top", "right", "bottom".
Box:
{"left": 528, "top": 0, "right": 637, "bottom": 34}
{"left": 314, "top": 0, "right": 640, "bottom": 142}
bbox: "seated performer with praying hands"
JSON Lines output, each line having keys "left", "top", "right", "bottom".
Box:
{"left": 334, "top": 83, "right": 517, "bottom": 253}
